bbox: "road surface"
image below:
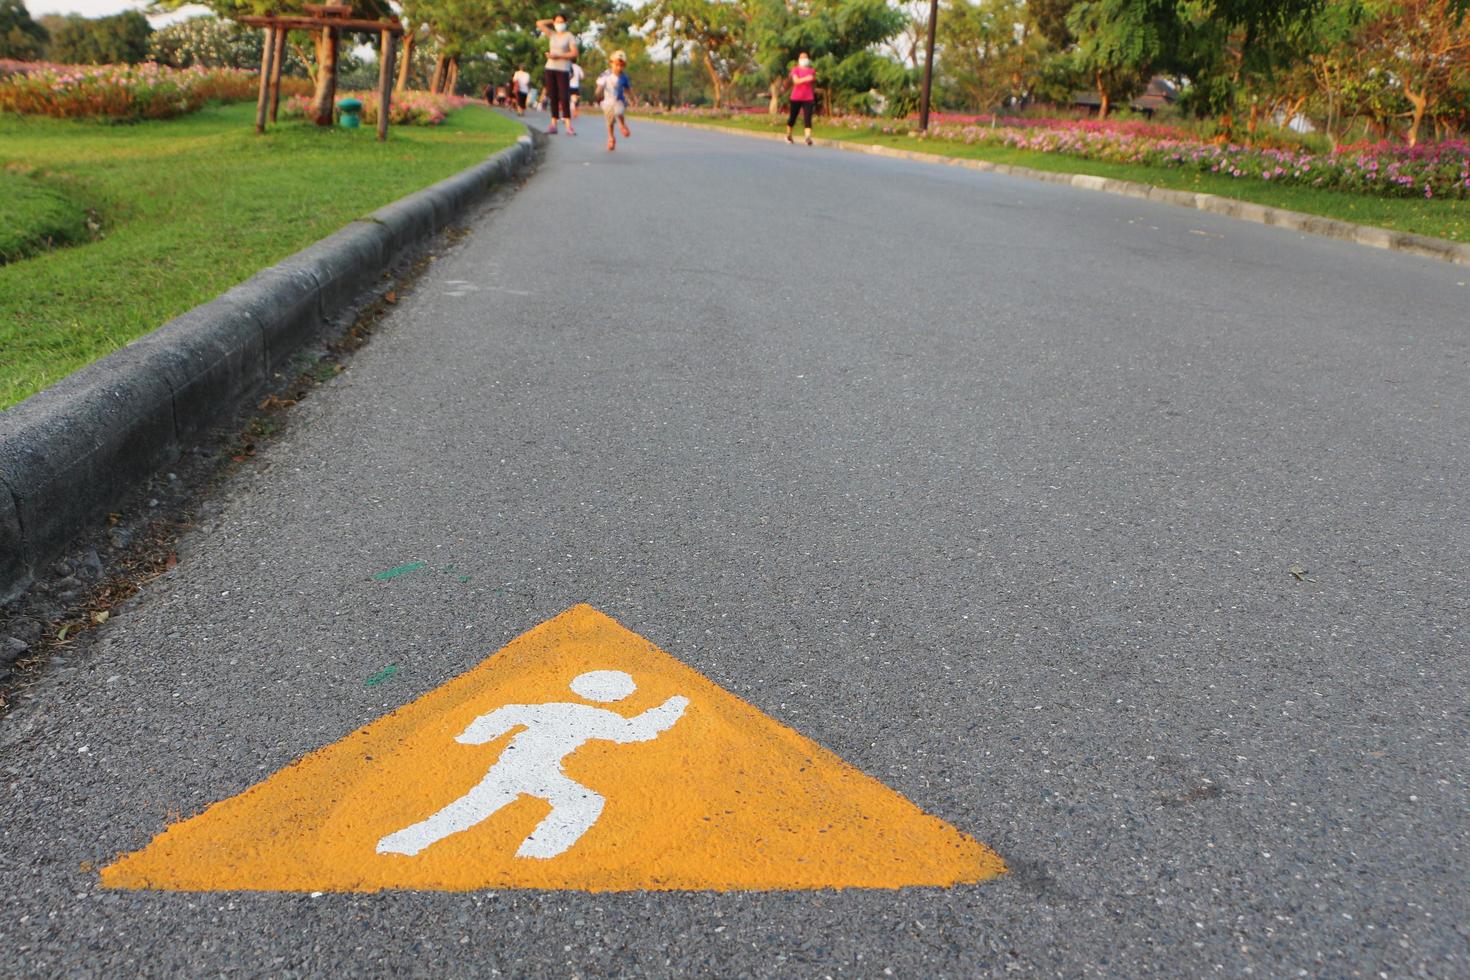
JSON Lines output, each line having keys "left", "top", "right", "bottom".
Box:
{"left": 2, "top": 115, "right": 1467, "bottom": 976}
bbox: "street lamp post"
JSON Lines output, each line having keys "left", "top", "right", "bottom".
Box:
{"left": 918, "top": 0, "right": 938, "bottom": 131}
{"left": 667, "top": 21, "right": 677, "bottom": 109}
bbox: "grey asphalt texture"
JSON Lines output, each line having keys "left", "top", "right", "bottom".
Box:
{"left": 3, "top": 115, "right": 1469, "bottom": 977}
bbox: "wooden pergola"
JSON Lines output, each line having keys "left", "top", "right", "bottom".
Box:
{"left": 241, "top": 5, "right": 405, "bottom": 141}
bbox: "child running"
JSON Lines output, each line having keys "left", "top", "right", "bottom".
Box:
{"left": 596, "top": 51, "right": 633, "bottom": 152}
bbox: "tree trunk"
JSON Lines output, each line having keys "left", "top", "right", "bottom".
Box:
{"left": 768, "top": 78, "right": 780, "bottom": 115}
{"left": 1096, "top": 72, "right": 1109, "bottom": 120}
{"left": 269, "top": 26, "right": 287, "bottom": 122}
{"left": 1247, "top": 101, "right": 1260, "bottom": 145}
{"left": 310, "top": 26, "right": 339, "bottom": 127}
{"left": 701, "top": 49, "right": 722, "bottom": 108}
{"left": 446, "top": 58, "right": 458, "bottom": 96}
{"left": 430, "top": 54, "right": 448, "bottom": 94}
{"left": 1405, "top": 88, "right": 1427, "bottom": 147}
{"left": 395, "top": 29, "right": 416, "bottom": 93}
{"left": 293, "top": 40, "right": 318, "bottom": 85}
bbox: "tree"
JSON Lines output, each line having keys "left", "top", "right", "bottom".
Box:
{"left": 1358, "top": 0, "right": 1470, "bottom": 144}
{"left": 938, "top": 0, "right": 1047, "bottom": 111}
{"left": 1029, "top": 0, "right": 1082, "bottom": 48}
{"left": 1285, "top": 0, "right": 1370, "bottom": 146}
{"left": 645, "top": 0, "right": 752, "bottom": 108}
{"left": 1170, "top": 0, "right": 1324, "bottom": 140}
{"left": 45, "top": 10, "right": 152, "bottom": 64}
{"left": 884, "top": 0, "right": 931, "bottom": 69}
{"left": 0, "top": 0, "right": 47, "bottom": 61}
{"left": 1064, "top": 0, "right": 1174, "bottom": 117}
{"left": 148, "top": 14, "right": 309, "bottom": 72}
{"left": 747, "top": 0, "right": 909, "bottom": 113}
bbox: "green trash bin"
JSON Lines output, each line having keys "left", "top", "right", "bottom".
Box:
{"left": 337, "top": 97, "right": 363, "bottom": 130}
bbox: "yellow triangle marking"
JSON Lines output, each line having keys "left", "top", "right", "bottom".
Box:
{"left": 101, "top": 605, "right": 1006, "bottom": 892}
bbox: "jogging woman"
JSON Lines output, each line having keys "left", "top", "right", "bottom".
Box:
{"left": 786, "top": 52, "right": 815, "bottom": 145}
{"left": 537, "top": 13, "right": 578, "bottom": 135}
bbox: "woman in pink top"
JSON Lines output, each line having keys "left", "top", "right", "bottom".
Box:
{"left": 786, "top": 52, "right": 816, "bottom": 146}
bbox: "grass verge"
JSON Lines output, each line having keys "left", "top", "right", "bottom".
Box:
{"left": 0, "top": 102, "right": 522, "bottom": 408}
{"left": 0, "top": 171, "right": 91, "bottom": 264}
{"left": 640, "top": 113, "right": 1469, "bottom": 246}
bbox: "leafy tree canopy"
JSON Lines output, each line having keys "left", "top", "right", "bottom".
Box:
{"left": 0, "top": 0, "right": 48, "bottom": 61}
{"left": 45, "top": 10, "right": 152, "bottom": 65}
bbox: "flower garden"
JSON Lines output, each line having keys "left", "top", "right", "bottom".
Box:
{"left": 279, "top": 90, "right": 469, "bottom": 127}
{"left": 0, "top": 59, "right": 464, "bottom": 128}
{"left": 0, "top": 59, "right": 293, "bottom": 121}
{"left": 881, "top": 118, "right": 1470, "bottom": 201}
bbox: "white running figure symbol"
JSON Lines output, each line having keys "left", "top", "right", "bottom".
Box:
{"left": 376, "top": 670, "right": 689, "bottom": 859}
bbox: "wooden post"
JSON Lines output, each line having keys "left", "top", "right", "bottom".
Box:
{"left": 269, "top": 26, "right": 287, "bottom": 122}
{"left": 255, "top": 26, "right": 276, "bottom": 134}
{"left": 313, "top": 25, "right": 339, "bottom": 126}
{"left": 376, "top": 29, "right": 396, "bottom": 143}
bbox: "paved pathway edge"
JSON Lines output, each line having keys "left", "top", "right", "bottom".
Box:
{"left": 645, "top": 117, "right": 1470, "bottom": 267}
{"left": 0, "top": 132, "right": 536, "bottom": 602}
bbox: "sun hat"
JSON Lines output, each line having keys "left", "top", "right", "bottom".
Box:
{"left": 610, "top": 49, "right": 627, "bottom": 64}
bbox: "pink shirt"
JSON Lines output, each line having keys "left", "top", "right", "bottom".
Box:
{"left": 790, "top": 66, "right": 815, "bottom": 102}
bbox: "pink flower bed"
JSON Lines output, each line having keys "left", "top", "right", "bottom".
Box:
{"left": 0, "top": 59, "right": 259, "bottom": 120}
{"left": 280, "top": 90, "right": 466, "bottom": 126}
{"left": 825, "top": 114, "right": 1470, "bottom": 200}
{"left": 924, "top": 112, "right": 1185, "bottom": 140}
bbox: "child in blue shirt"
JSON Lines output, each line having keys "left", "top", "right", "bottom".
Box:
{"left": 596, "top": 51, "right": 633, "bottom": 151}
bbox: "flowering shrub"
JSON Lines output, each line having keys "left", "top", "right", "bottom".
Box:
{"left": 0, "top": 60, "right": 282, "bottom": 121}
{"left": 924, "top": 112, "right": 1187, "bottom": 140}
{"left": 280, "top": 90, "right": 468, "bottom": 127}
{"left": 898, "top": 121, "right": 1470, "bottom": 199}
{"left": 765, "top": 111, "right": 1469, "bottom": 200}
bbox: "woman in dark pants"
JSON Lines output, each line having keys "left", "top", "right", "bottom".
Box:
{"left": 786, "top": 52, "right": 816, "bottom": 145}
{"left": 536, "top": 13, "right": 579, "bottom": 135}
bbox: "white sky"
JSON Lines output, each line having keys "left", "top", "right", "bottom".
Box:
{"left": 29, "top": 0, "right": 209, "bottom": 22}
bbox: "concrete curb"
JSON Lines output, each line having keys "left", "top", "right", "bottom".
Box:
{"left": 644, "top": 118, "right": 1470, "bottom": 267}
{"left": 0, "top": 132, "right": 536, "bottom": 602}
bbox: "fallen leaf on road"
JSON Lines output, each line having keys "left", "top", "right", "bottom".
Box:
{"left": 91, "top": 610, "right": 110, "bottom": 625}
{"left": 365, "top": 665, "right": 399, "bottom": 687}
{"left": 1289, "top": 566, "right": 1308, "bottom": 580}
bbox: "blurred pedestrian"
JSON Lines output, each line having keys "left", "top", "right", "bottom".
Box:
{"left": 786, "top": 52, "right": 815, "bottom": 146}
{"left": 536, "top": 12, "right": 579, "bottom": 135}
{"left": 512, "top": 65, "right": 531, "bottom": 115}
{"left": 570, "top": 62, "right": 585, "bottom": 118}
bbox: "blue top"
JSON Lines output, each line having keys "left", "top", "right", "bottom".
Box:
{"left": 597, "top": 71, "right": 632, "bottom": 105}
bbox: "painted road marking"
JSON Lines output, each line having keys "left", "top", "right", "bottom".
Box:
{"left": 376, "top": 670, "right": 689, "bottom": 859}
{"left": 101, "top": 605, "right": 1005, "bottom": 892}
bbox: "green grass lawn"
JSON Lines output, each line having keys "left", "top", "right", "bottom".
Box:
{"left": 643, "top": 113, "right": 1469, "bottom": 246}
{"left": 0, "top": 102, "right": 522, "bottom": 408}
{"left": 0, "top": 171, "right": 90, "bottom": 264}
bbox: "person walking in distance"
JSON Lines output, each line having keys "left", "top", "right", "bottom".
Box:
{"left": 377, "top": 670, "right": 689, "bottom": 859}
{"left": 569, "top": 61, "right": 585, "bottom": 119}
{"left": 536, "top": 13, "right": 579, "bottom": 135}
{"left": 596, "top": 50, "right": 633, "bottom": 151}
{"left": 511, "top": 65, "right": 531, "bottom": 116}
{"left": 786, "top": 52, "right": 816, "bottom": 146}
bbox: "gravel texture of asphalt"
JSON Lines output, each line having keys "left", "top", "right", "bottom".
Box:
{"left": 2, "top": 114, "right": 1468, "bottom": 977}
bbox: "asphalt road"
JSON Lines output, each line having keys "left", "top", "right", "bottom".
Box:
{"left": 3, "top": 113, "right": 1468, "bottom": 977}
